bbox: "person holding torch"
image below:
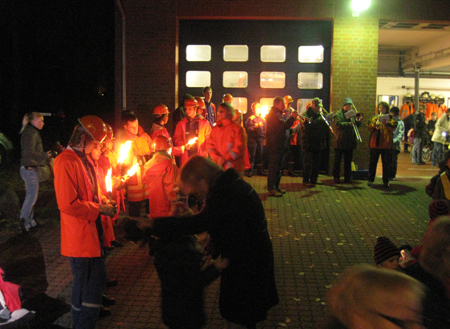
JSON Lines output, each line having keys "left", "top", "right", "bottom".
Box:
{"left": 54, "top": 115, "right": 116, "bottom": 329}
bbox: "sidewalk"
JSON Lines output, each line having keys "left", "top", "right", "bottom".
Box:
{"left": 0, "top": 152, "right": 436, "bottom": 328}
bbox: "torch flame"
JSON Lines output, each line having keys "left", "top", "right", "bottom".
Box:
{"left": 117, "top": 141, "right": 132, "bottom": 165}
{"left": 187, "top": 137, "right": 198, "bottom": 145}
{"left": 105, "top": 168, "right": 112, "bottom": 193}
{"left": 168, "top": 148, "right": 172, "bottom": 155}
{"left": 127, "top": 163, "right": 139, "bottom": 177}
{"left": 259, "top": 105, "right": 269, "bottom": 118}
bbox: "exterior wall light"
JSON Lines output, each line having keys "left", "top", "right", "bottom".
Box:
{"left": 351, "top": 0, "right": 371, "bottom": 17}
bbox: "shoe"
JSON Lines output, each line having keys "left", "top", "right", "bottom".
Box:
{"left": 268, "top": 189, "right": 282, "bottom": 197}
{"left": 276, "top": 188, "right": 287, "bottom": 194}
{"left": 111, "top": 240, "right": 124, "bottom": 248}
{"left": 106, "top": 279, "right": 118, "bottom": 288}
{"left": 343, "top": 179, "right": 353, "bottom": 184}
{"left": 367, "top": 181, "right": 374, "bottom": 187}
{"left": 99, "top": 307, "right": 112, "bottom": 318}
{"left": 19, "top": 219, "right": 28, "bottom": 233}
{"left": 334, "top": 178, "right": 340, "bottom": 184}
{"left": 246, "top": 170, "right": 253, "bottom": 178}
{"left": 102, "top": 295, "right": 116, "bottom": 307}
{"left": 390, "top": 177, "right": 396, "bottom": 181}
{"left": 384, "top": 182, "right": 390, "bottom": 188}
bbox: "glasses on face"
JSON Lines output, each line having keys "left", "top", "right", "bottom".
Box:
{"left": 372, "top": 311, "right": 423, "bottom": 329}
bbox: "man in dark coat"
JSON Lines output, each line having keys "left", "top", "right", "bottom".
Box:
{"left": 332, "top": 97, "right": 361, "bottom": 184}
{"left": 412, "top": 105, "right": 427, "bottom": 165}
{"left": 138, "top": 156, "right": 279, "bottom": 328}
{"left": 265, "top": 96, "right": 297, "bottom": 197}
{"left": 300, "top": 97, "right": 330, "bottom": 185}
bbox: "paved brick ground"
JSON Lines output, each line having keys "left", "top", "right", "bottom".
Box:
{"left": 0, "top": 153, "right": 435, "bottom": 328}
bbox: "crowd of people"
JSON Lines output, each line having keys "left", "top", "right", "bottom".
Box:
{"left": 12, "top": 87, "right": 450, "bottom": 328}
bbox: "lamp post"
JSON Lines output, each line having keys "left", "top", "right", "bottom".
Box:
{"left": 351, "top": 0, "right": 371, "bottom": 17}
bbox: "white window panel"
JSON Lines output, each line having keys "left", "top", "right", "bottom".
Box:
{"left": 260, "top": 46, "right": 286, "bottom": 62}
{"left": 223, "top": 71, "right": 248, "bottom": 88}
{"left": 260, "top": 72, "right": 285, "bottom": 89}
{"left": 297, "top": 99, "right": 313, "bottom": 115}
{"left": 186, "top": 45, "right": 211, "bottom": 62}
{"left": 298, "top": 45, "right": 324, "bottom": 63}
{"left": 298, "top": 72, "right": 323, "bottom": 89}
{"left": 186, "top": 71, "right": 211, "bottom": 88}
{"left": 223, "top": 45, "right": 249, "bottom": 62}
{"left": 231, "top": 97, "right": 248, "bottom": 114}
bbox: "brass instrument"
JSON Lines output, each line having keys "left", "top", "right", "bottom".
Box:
{"left": 293, "top": 111, "right": 312, "bottom": 123}
{"left": 319, "top": 108, "right": 336, "bottom": 137}
{"left": 351, "top": 104, "right": 363, "bottom": 142}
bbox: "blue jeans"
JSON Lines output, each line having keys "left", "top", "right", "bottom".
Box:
{"left": 70, "top": 257, "right": 106, "bottom": 329}
{"left": 20, "top": 166, "right": 39, "bottom": 229}
{"left": 412, "top": 137, "right": 423, "bottom": 164}
{"left": 432, "top": 142, "right": 444, "bottom": 166}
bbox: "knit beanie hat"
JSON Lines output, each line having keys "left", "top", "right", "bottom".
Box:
{"left": 374, "top": 237, "right": 400, "bottom": 265}
{"left": 428, "top": 200, "right": 450, "bottom": 219}
{"left": 343, "top": 97, "right": 353, "bottom": 106}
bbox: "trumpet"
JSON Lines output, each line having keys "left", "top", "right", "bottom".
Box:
{"left": 293, "top": 111, "right": 312, "bottom": 123}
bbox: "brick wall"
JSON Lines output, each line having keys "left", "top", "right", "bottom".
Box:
{"left": 331, "top": 15, "right": 379, "bottom": 171}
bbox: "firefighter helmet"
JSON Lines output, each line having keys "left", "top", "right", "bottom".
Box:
{"left": 284, "top": 95, "right": 294, "bottom": 104}
{"left": 184, "top": 97, "right": 198, "bottom": 107}
{"left": 438, "top": 94, "right": 445, "bottom": 103}
{"left": 251, "top": 102, "right": 261, "bottom": 112}
{"left": 153, "top": 104, "right": 169, "bottom": 115}
{"left": 153, "top": 135, "right": 171, "bottom": 151}
{"left": 195, "top": 97, "right": 205, "bottom": 109}
{"left": 431, "top": 94, "right": 436, "bottom": 100}
{"left": 223, "top": 93, "right": 233, "bottom": 103}
{"left": 105, "top": 123, "right": 114, "bottom": 141}
{"left": 78, "top": 115, "right": 107, "bottom": 143}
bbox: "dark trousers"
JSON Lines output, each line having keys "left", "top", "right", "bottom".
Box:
{"left": 128, "top": 199, "right": 149, "bottom": 217}
{"left": 368, "top": 148, "right": 391, "bottom": 184}
{"left": 303, "top": 150, "right": 322, "bottom": 183}
{"left": 284, "top": 144, "right": 302, "bottom": 172}
{"left": 333, "top": 149, "right": 353, "bottom": 181}
{"left": 70, "top": 257, "right": 107, "bottom": 329}
{"left": 390, "top": 149, "right": 400, "bottom": 179}
{"left": 248, "top": 137, "right": 264, "bottom": 170}
{"left": 267, "top": 153, "right": 284, "bottom": 190}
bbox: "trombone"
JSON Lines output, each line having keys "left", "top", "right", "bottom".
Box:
{"left": 319, "top": 108, "right": 336, "bottom": 137}
{"left": 351, "top": 104, "right": 363, "bottom": 142}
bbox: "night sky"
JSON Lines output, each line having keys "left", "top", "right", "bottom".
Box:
{"left": 0, "top": 0, "right": 115, "bottom": 149}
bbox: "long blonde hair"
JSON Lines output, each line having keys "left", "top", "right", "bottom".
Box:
{"left": 20, "top": 112, "right": 43, "bottom": 134}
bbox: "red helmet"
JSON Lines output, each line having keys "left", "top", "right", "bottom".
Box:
{"left": 105, "top": 123, "right": 114, "bottom": 141}
{"left": 195, "top": 97, "right": 205, "bottom": 109}
{"left": 78, "top": 115, "right": 107, "bottom": 143}
{"left": 153, "top": 135, "right": 171, "bottom": 151}
{"left": 184, "top": 97, "right": 198, "bottom": 107}
{"left": 223, "top": 93, "right": 233, "bottom": 103}
{"left": 284, "top": 95, "right": 293, "bottom": 104}
{"left": 153, "top": 104, "right": 169, "bottom": 115}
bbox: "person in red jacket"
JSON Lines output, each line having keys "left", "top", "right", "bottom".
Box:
{"left": 207, "top": 102, "right": 246, "bottom": 176}
{"left": 54, "top": 115, "right": 116, "bottom": 329}
{"left": 150, "top": 104, "right": 185, "bottom": 157}
{"left": 143, "top": 135, "right": 179, "bottom": 219}
{"left": 173, "top": 97, "right": 211, "bottom": 167}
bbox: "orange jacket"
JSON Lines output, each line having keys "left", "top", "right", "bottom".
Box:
{"left": 150, "top": 123, "right": 183, "bottom": 156}
{"left": 173, "top": 115, "right": 211, "bottom": 166}
{"left": 400, "top": 103, "right": 414, "bottom": 120}
{"left": 207, "top": 119, "right": 246, "bottom": 174}
{"left": 368, "top": 115, "right": 397, "bottom": 149}
{"left": 143, "top": 153, "right": 179, "bottom": 219}
{"left": 54, "top": 148, "right": 102, "bottom": 258}
{"left": 426, "top": 102, "right": 438, "bottom": 120}
{"left": 437, "top": 104, "right": 448, "bottom": 119}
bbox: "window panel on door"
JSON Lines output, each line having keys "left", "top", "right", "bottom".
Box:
{"left": 298, "top": 45, "right": 324, "bottom": 63}
{"left": 260, "top": 46, "right": 286, "bottom": 62}
{"left": 297, "top": 99, "right": 313, "bottom": 115}
{"left": 186, "top": 45, "right": 211, "bottom": 62}
{"left": 297, "top": 72, "right": 323, "bottom": 89}
{"left": 260, "top": 72, "right": 285, "bottom": 88}
{"left": 230, "top": 97, "right": 248, "bottom": 114}
{"left": 186, "top": 71, "right": 211, "bottom": 87}
{"left": 223, "top": 72, "right": 248, "bottom": 88}
{"left": 223, "top": 45, "right": 249, "bottom": 62}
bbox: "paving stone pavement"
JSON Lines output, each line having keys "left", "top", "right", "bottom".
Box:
{"left": 0, "top": 153, "right": 434, "bottom": 328}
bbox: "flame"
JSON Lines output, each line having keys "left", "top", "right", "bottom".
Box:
{"left": 117, "top": 141, "right": 132, "bottom": 165}
{"left": 168, "top": 147, "right": 172, "bottom": 155}
{"left": 259, "top": 105, "right": 269, "bottom": 118}
{"left": 127, "top": 163, "right": 139, "bottom": 177}
{"left": 187, "top": 137, "right": 198, "bottom": 145}
{"left": 105, "top": 168, "right": 112, "bottom": 193}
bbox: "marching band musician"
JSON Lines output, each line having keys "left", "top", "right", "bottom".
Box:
{"left": 367, "top": 102, "right": 398, "bottom": 188}
{"left": 300, "top": 97, "right": 330, "bottom": 186}
{"left": 332, "top": 98, "right": 361, "bottom": 184}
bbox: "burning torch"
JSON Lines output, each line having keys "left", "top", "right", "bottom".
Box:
{"left": 105, "top": 168, "right": 113, "bottom": 203}
{"left": 185, "top": 137, "right": 198, "bottom": 148}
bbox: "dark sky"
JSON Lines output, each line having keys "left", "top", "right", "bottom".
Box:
{"left": 0, "top": 0, "right": 115, "bottom": 148}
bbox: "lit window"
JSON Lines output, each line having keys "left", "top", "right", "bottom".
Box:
{"left": 230, "top": 97, "right": 248, "bottom": 114}
{"left": 259, "top": 98, "right": 275, "bottom": 118}
{"left": 224, "top": 45, "right": 249, "bottom": 62}
{"left": 260, "top": 72, "right": 285, "bottom": 89}
{"left": 261, "top": 46, "right": 286, "bottom": 62}
{"left": 298, "top": 46, "right": 324, "bottom": 63}
{"left": 298, "top": 72, "right": 323, "bottom": 89}
{"left": 297, "top": 99, "right": 313, "bottom": 115}
{"left": 186, "top": 45, "right": 211, "bottom": 62}
{"left": 186, "top": 71, "right": 211, "bottom": 88}
{"left": 223, "top": 72, "right": 248, "bottom": 88}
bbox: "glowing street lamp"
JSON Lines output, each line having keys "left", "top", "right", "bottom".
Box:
{"left": 351, "top": 0, "right": 370, "bottom": 17}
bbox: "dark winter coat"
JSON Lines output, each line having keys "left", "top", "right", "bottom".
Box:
{"left": 414, "top": 112, "right": 427, "bottom": 139}
{"left": 20, "top": 124, "right": 48, "bottom": 167}
{"left": 333, "top": 108, "right": 361, "bottom": 150}
{"left": 265, "top": 106, "right": 295, "bottom": 154}
{"left": 300, "top": 107, "right": 329, "bottom": 151}
{"left": 152, "top": 168, "right": 279, "bottom": 325}
{"left": 403, "top": 263, "right": 450, "bottom": 329}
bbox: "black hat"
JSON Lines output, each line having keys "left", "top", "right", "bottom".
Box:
{"left": 428, "top": 200, "right": 450, "bottom": 219}
{"left": 374, "top": 237, "right": 400, "bottom": 265}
